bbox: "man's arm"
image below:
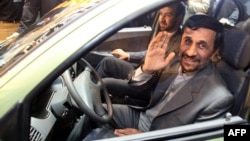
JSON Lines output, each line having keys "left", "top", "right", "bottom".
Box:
{"left": 196, "top": 92, "right": 233, "bottom": 122}
{"left": 111, "top": 49, "right": 146, "bottom": 63}
{"left": 128, "top": 66, "right": 154, "bottom": 87}
{"left": 127, "top": 50, "right": 147, "bottom": 63}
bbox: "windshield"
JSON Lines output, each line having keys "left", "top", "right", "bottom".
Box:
{"left": 0, "top": 0, "right": 104, "bottom": 75}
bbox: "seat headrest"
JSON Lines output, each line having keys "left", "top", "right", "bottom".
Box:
{"left": 220, "top": 28, "right": 250, "bottom": 69}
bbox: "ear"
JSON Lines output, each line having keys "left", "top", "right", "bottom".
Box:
{"left": 210, "top": 48, "right": 222, "bottom": 64}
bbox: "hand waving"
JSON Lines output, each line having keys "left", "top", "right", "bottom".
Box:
{"left": 142, "top": 31, "right": 175, "bottom": 74}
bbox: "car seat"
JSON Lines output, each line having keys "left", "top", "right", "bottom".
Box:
{"left": 214, "top": 27, "right": 250, "bottom": 116}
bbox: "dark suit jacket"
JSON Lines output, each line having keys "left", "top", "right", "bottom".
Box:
{"left": 129, "top": 57, "right": 234, "bottom": 131}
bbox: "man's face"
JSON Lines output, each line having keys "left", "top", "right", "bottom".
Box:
{"left": 158, "top": 5, "right": 179, "bottom": 32}
{"left": 179, "top": 27, "right": 216, "bottom": 73}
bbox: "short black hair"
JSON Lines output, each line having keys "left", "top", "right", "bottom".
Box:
{"left": 182, "top": 15, "right": 224, "bottom": 50}
{"left": 167, "top": 1, "right": 185, "bottom": 17}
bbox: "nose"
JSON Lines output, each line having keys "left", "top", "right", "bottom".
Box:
{"left": 159, "top": 14, "right": 165, "bottom": 22}
{"left": 185, "top": 44, "right": 197, "bottom": 56}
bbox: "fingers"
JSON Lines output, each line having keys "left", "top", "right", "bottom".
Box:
{"left": 165, "top": 52, "right": 175, "bottom": 64}
{"left": 112, "top": 49, "right": 121, "bottom": 54}
{"left": 111, "top": 49, "right": 123, "bottom": 56}
{"left": 148, "top": 36, "right": 159, "bottom": 50}
{"left": 148, "top": 31, "right": 168, "bottom": 50}
{"left": 114, "top": 129, "right": 126, "bottom": 136}
{"left": 114, "top": 128, "right": 142, "bottom": 136}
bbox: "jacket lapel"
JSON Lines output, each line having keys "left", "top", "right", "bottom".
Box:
{"left": 149, "top": 73, "right": 177, "bottom": 107}
{"left": 157, "top": 83, "right": 193, "bottom": 116}
{"left": 157, "top": 62, "right": 212, "bottom": 116}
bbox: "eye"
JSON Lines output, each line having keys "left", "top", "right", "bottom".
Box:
{"left": 184, "top": 38, "right": 192, "bottom": 45}
{"left": 165, "top": 13, "right": 172, "bottom": 17}
{"left": 198, "top": 42, "right": 207, "bottom": 50}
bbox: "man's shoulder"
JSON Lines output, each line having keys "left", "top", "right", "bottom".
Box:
{"left": 201, "top": 64, "right": 232, "bottom": 95}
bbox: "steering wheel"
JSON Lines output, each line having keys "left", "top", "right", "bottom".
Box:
{"left": 62, "top": 58, "right": 113, "bottom": 124}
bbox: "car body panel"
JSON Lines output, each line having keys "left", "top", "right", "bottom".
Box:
{"left": 96, "top": 116, "right": 247, "bottom": 141}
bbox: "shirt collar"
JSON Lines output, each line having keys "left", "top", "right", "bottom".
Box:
{"left": 178, "top": 67, "right": 197, "bottom": 79}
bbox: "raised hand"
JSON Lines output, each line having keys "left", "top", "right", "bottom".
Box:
{"left": 142, "top": 31, "right": 175, "bottom": 74}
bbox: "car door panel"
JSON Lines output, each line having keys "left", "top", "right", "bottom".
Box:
{"left": 84, "top": 26, "right": 152, "bottom": 67}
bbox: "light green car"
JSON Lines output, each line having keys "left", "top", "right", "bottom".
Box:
{"left": 0, "top": 0, "right": 250, "bottom": 141}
